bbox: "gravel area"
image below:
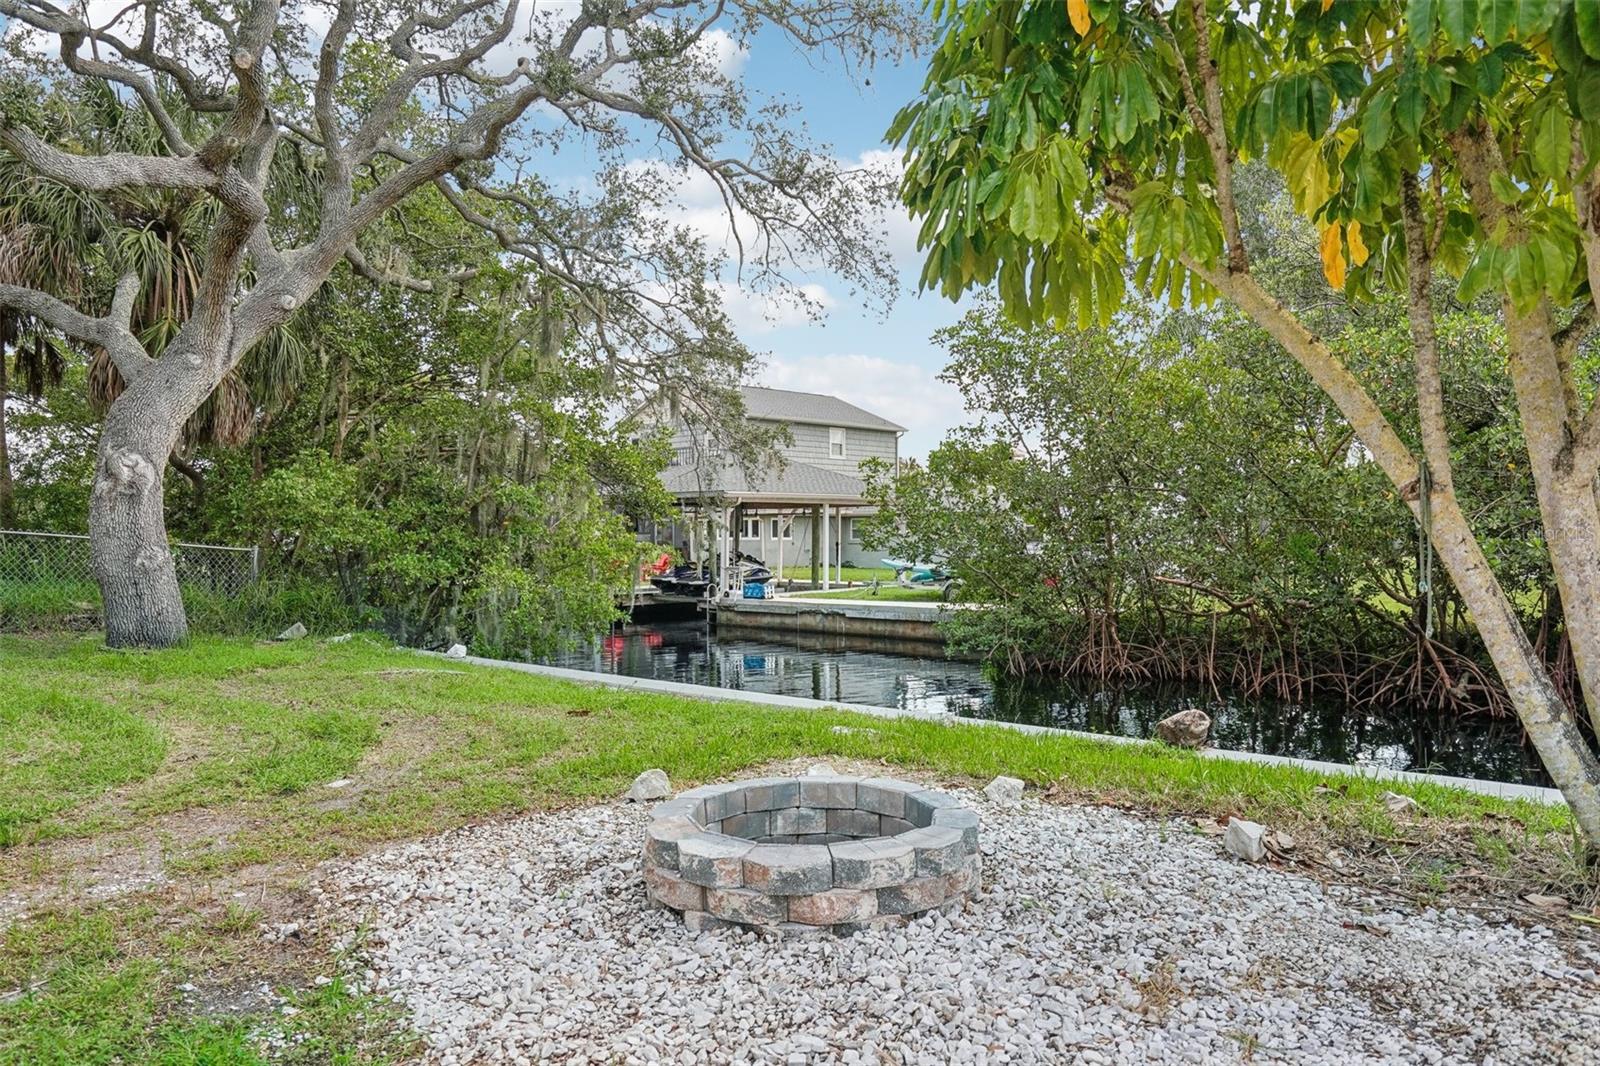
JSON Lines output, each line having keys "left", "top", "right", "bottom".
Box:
{"left": 316, "top": 788, "right": 1600, "bottom": 1065}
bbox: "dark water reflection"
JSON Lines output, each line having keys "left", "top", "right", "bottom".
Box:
{"left": 541, "top": 621, "right": 1550, "bottom": 787}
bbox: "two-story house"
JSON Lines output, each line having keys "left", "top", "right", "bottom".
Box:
{"left": 642, "top": 386, "right": 905, "bottom": 586}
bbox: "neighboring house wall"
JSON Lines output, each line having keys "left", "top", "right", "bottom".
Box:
{"left": 664, "top": 419, "right": 897, "bottom": 479}
{"left": 648, "top": 398, "right": 898, "bottom": 573}
{"left": 776, "top": 421, "right": 898, "bottom": 476}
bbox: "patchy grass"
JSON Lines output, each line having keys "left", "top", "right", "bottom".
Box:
{"left": 0, "top": 904, "right": 414, "bottom": 1065}
{"left": 0, "top": 631, "right": 1590, "bottom": 1062}
{"left": 0, "top": 683, "right": 167, "bottom": 847}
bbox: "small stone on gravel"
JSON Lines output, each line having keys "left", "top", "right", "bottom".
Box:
{"left": 982, "top": 775, "right": 1024, "bottom": 807}
{"left": 626, "top": 769, "right": 671, "bottom": 802}
{"left": 1223, "top": 817, "right": 1267, "bottom": 863}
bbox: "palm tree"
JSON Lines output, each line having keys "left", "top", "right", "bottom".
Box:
{"left": 0, "top": 180, "right": 90, "bottom": 527}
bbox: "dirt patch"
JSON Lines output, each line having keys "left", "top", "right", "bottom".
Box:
{"left": 308, "top": 713, "right": 449, "bottom": 814}
{"left": 0, "top": 805, "right": 250, "bottom": 927}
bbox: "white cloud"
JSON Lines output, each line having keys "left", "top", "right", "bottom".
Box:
{"left": 716, "top": 281, "right": 835, "bottom": 334}
{"left": 759, "top": 353, "right": 967, "bottom": 461}
{"left": 689, "top": 29, "right": 749, "bottom": 78}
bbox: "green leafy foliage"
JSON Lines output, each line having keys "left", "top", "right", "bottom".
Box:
{"left": 893, "top": 0, "right": 1600, "bottom": 324}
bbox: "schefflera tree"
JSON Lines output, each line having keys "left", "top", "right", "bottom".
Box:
{"left": 891, "top": 0, "right": 1600, "bottom": 844}
{"left": 0, "top": 0, "right": 911, "bottom": 649}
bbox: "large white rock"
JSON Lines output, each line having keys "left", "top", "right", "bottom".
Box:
{"left": 982, "top": 775, "right": 1024, "bottom": 808}
{"left": 445, "top": 643, "right": 468, "bottom": 659}
{"left": 274, "top": 622, "right": 308, "bottom": 641}
{"left": 1224, "top": 818, "right": 1267, "bottom": 862}
{"left": 627, "top": 768, "right": 671, "bottom": 803}
{"left": 1155, "top": 708, "right": 1211, "bottom": 749}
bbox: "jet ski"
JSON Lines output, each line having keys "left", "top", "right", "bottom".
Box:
{"left": 650, "top": 561, "right": 713, "bottom": 596}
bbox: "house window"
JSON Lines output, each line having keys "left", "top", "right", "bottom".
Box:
{"left": 740, "top": 517, "right": 763, "bottom": 540}
{"left": 771, "top": 517, "right": 793, "bottom": 541}
{"left": 845, "top": 517, "right": 862, "bottom": 542}
{"left": 828, "top": 427, "right": 846, "bottom": 458}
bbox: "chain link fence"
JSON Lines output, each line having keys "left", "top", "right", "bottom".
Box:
{"left": 1, "top": 530, "right": 260, "bottom": 620}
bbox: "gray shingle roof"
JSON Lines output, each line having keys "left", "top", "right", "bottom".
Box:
{"left": 661, "top": 458, "right": 866, "bottom": 502}
{"left": 741, "top": 386, "right": 905, "bottom": 433}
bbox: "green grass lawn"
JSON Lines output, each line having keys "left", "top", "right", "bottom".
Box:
{"left": 0, "top": 632, "right": 1587, "bottom": 1063}
{"left": 780, "top": 565, "right": 897, "bottom": 583}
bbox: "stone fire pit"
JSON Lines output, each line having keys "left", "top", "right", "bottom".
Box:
{"left": 642, "top": 775, "right": 980, "bottom": 936}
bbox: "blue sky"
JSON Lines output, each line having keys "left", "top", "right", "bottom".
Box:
{"left": 729, "top": 23, "right": 973, "bottom": 461}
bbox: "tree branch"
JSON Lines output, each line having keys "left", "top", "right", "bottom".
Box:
{"left": 344, "top": 245, "right": 479, "bottom": 293}
{"left": 0, "top": 272, "right": 152, "bottom": 380}
{"left": 1400, "top": 167, "right": 1456, "bottom": 491}
{"left": 0, "top": 122, "right": 217, "bottom": 193}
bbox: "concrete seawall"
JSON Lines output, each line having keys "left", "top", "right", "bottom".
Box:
{"left": 711, "top": 596, "right": 950, "bottom": 644}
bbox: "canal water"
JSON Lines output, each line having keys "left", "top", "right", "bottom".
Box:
{"left": 543, "top": 620, "right": 1550, "bottom": 787}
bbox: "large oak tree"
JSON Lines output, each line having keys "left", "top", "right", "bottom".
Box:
{"left": 0, "top": 0, "right": 912, "bottom": 648}
{"left": 893, "top": 0, "right": 1600, "bottom": 844}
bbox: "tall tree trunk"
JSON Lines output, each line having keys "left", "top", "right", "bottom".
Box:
{"left": 90, "top": 359, "right": 200, "bottom": 648}
{"left": 1502, "top": 307, "right": 1600, "bottom": 736}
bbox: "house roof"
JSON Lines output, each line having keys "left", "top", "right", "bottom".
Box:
{"left": 661, "top": 457, "right": 868, "bottom": 504}
{"left": 740, "top": 386, "right": 906, "bottom": 433}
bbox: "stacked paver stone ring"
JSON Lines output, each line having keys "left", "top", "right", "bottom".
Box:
{"left": 642, "top": 775, "right": 981, "bottom": 936}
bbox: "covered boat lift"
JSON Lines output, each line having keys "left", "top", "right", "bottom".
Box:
{"left": 659, "top": 459, "right": 876, "bottom": 597}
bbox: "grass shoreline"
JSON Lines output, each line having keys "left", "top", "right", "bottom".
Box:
{"left": 2, "top": 632, "right": 1594, "bottom": 1063}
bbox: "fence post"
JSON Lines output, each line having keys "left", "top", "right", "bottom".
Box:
{"left": 251, "top": 545, "right": 260, "bottom": 582}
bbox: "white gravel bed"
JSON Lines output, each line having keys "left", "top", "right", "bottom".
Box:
{"left": 315, "top": 791, "right": 1600, "bottom": 1065}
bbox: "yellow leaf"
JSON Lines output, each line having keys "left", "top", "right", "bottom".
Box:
{"left": 1321, "top": 0, "right": 1335, "bottom": 10}
{"left": 1346, "top": 221, "right": 1370, "bottom": 267}
{"left": 1320, "top": 223, "right": 1347, "bottom": 288}
{"left": 1276, "top": 134, "right": 1334, "bottom": 216}
{"left": 1068, "top": 0, "right": 1091, "bottom": 35}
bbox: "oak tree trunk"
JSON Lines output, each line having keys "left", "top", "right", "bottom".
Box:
{"left": 89, "top": 357, "right": 208, "bottom": 648}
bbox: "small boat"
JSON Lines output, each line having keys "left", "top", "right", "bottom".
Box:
{"left": 882, "top": 558, "right": 953, "bottom": 584}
